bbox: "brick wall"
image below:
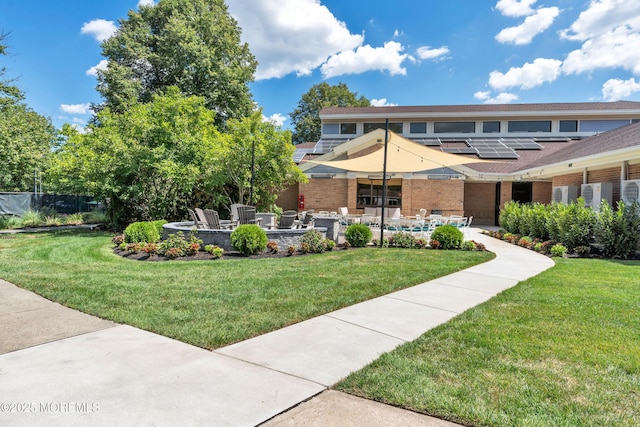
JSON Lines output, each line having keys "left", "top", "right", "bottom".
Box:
{"left": 298, "top": 178, "right": 349, "bottom": 212}
{"left": 408, "top": 179, "right": 464, "bottom": 216}
{"left": 588, "top": 167, "right": 621, "bottom": 201}
{"left": 552, "top": 172, "right": 583, "bottom": 187}
{"left": 532, "top": 182, "right": 552, "bottom": 203}
{"left": 276, "top": 185, "right": 298, "bottom": 211}
{"left": 628, "top": 163, "right": 640, "bottom": 180}
{"left": 464, "top": 182, "right": 495, "bottom": 225}
{"left": 499, "top": 181, "right": 512, "bottom": 209}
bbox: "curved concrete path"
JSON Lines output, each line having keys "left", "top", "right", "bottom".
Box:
{"left": 0, "top": 228, "right": 554, "bottom": 426}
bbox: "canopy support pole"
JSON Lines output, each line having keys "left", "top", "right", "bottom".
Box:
{"left": 380, "top": 119, "right": 389, "bottom": 248}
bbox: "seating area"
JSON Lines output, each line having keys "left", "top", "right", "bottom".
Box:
{"left": 188, "top": 206, "right": 315, "bottom": 231}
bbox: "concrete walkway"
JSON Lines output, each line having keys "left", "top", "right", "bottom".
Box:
{"left": 0, "top": 229, "right": 554, "bottom": 426}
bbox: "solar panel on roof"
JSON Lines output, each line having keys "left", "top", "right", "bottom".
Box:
{"left": 501, "top": 138, "right": 543, "bottom": 150}
{"left": 533, "top": 137, "right": 572, "bottom": 143}
{"left": 292, "top": 148, "right": 314, "bottom": 163}
{"left": 441, "top": 147, "right": 479, "bottom": 154}
{"left": 410, "top": 138, "right": 441, "bottom": 146}
{"left": 476, "top": 149, "right": 519, "bottom": 159}
{"left": 313, "top": 138, "right": 349, "bottom": 153}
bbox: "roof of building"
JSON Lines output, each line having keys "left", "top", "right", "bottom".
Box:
{"left": 468, "top": 121, "right": 640, "bottom": 174}
{"left": 320, "top": 101, "right": 640, "bottom": 116}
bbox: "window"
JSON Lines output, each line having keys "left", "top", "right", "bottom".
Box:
{"left": 322, "top": 123, "right": 339, "bottom": 134}
{"left": 363, "top": 122, "right": 403, "bottom": 134}
{"left": 483, "top": 121, "right": 500, "bottom": 133}
{"left": 409, "top": 122, "right": 427, "bottom": 134}
{"left": 340, "top": 123, "right": 356, "bottom": 134}
{"left": 356, "top": 178, "right": 402, "bottom": 208}
{"left": 434, "top": 122, "right": 475, "bottom": 133}
{"left": 507, "top": 121, "right": 551, "bottom": 132}
{"left": 559, "top": 120, "right": 578, "bottom": 132}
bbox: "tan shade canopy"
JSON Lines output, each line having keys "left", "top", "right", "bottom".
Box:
{"left": 308, "top": 131, "right": 492, "bottom": 173}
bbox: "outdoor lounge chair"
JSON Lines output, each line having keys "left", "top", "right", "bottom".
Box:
{"left": 275, "top": 210, "right": 297, "bottom": 229}
{"left": 188, "top": 208, "right": 204, "bottom": 229}
{"left": 237, "top": 205, "right": 261, "bottom": 225}
{"left": 203, "top": 209, "right": 233, "bottom": 229}
{"left": 195, "top": 208, "right": 210, "bottom": 228}
{"left": 297, "top": 211, "right": 314, "bottom": 228}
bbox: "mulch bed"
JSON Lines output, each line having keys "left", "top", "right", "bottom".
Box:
{"left": 113, "top": 246, "right": 351, "bottom": 261}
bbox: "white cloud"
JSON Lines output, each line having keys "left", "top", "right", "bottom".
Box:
{"left": 80, "top": 19, "right": 117, "bottom": 42}
{"left": 559, "top": 0, "right": 639, "bottom": 41}
{"left": 138, "top": 0, "right": 155, "bottom": 7}
{"left": 320, "top": 41, "right": 410, "bottom": 79}
{"left": 263, "top": 113, "right": 287, "bottom": 126}
{"left": 393, "top": 29, "right": 403, "bottom": 38}
{"left": 416, "top": 46, "right": 450, "bottom": 61}
{"left": 495, "top": 0, "right": 538, "bottom": 17}
{"left": 474, "top": 91, "right": 519, "bottom": 104}
{"left": 561, "top": 6, "right": 640, "bottom": 76}
{"left": 86, "top": 59, "right": 108, "bottom": 77}
{"left": 370, "top": 98, "right": 398, "bottom": 107}
{"left": 602, "top": 77, "right": 640, "bottom": 101}
{"left": 227, "top": 0, "right": 363, "bottom": 80}
{"left": 489, "top": 58, "right": 562, "bottom": 90}
{"left": 60, "top": 103, "right": 91, "bottom": 115}
{"left": 495, "top": 7, "right": 559, "bottom": 45}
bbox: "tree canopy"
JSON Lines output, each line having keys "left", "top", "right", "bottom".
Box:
{"left": 47, "top": 89, "right": 303, "bottom": 226}
{"left": 289, "top": 82, "right": 370, "bottom": 144}
{"left": 0, "top": 33, "right": 57, "bottom": 192}
{"left": 96, "top": 0, "right": 257, "bottom": 128}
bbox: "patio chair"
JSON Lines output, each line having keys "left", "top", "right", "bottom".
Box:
{"left": 188, "top": 208, "right": 204, "bottom": 229}
{"left": 338, "top": 207, "right": 348, "bottom": 216}
{"left": 237, "top": 205, "right": 261, "bottom": 226}
{"left": 203, "top": 209, "right": 233, "bottom": 229}
{"left": 422, "top": 218, "right": 439, "bottom": 241}
{"left": 230, "top": 203, "right": 243, "bottom": 224}
{"left": 195, "top": 208, "right": 210, "bottom": 228}
{"left": 275, "top": 210, "right": 297, "bottom": 229}
{"left": 297, "top": 211, "right": 314, "bottom": 228}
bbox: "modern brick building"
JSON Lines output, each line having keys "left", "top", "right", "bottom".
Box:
{"left": 283, "top": 101, "right": 640, "bottom": 225}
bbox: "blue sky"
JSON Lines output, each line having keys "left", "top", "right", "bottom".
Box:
{"left": 1, "top": 0, "right": 640, "bottom": 131}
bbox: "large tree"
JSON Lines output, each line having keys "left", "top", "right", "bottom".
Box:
{"left": 96, "top": 0, "right": 257, "bottom": 128}
{"left": 0, "top": 33, "right": 56, "bottom": 192}
{"left": 48, "top": 88, "right": 228, "bottom": 227}
{"left": 289, "top": 82, "right": 370, "bottom": 144}
{"left": 221, "top": 111, "right": 306, "bottom": 212}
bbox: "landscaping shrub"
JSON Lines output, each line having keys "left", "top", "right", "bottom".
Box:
{"left": 574, "top": 245, "right": 591, "bottom": 258}
{"left": 498, "top": 201, "right": 521, "bottom": 234}
{"left": 345, "top": 223, "right": 372, "bottom": 247}
{"left": 157, "top": 232, "right": 201, "bottom": 258}
{"left": 124, "top": 220, "right": 166, "bottom": 244}
{"left": 461, "top": 240, "right": 476, "bottom": 251}
{"left": 430, "top": 225, "right": 463, "bottom": 250}
{"left": 521, "top": 202, "right": 549, "bottom": 240}
{"left": 230, "top": 224, "right": 268, "bottom": 256}
{"left": 550, "top": 243, "right": 567, "bottom": 257}
{"left": 594, "top": 201, "right": 640, "bottom": 259}
{"left": 371, "top": 238, "right": 389, "bottom": 248}
{"left": 389, "top": 231, "right": 416, "bottom": 248}
{"left": 20, "top": 209, "right": 43, "bottom": 228}
{"left": 65, "top": 213, "right": 84, "bottom": 225}
{"left": 204, "top": 244, "right": 224, "bottom": 259}
{"left": 300, "top": 229, "right": 329, "bottom": 253}
{"left": 546, "top": 199, "right": 595, "bottom": 251}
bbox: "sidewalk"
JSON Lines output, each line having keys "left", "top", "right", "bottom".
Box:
{"left": 0, "top": 228, "right": 554, "bottom": 426}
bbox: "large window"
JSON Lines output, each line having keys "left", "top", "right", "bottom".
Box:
{"left": 363, "top": 122, "right": 403, "bottom": 134}
{"left": 409, "top": 122, "right": 427, "bottom": 134}
{"left": 357, "top": 178, "right": 402, "bottom": 208}
{"left": 340, "top": 123, "right": 356, "bottom": 134}
{"left": 483, "top": 121, "right": 500, "bottom": 133}
{"left": 322, "top": 122, "right": 357, "bottom": 135}
{"left": 434, "top": 121, "right": 475, "bottom": 133}
{"left": 559, "top": 120, "right": 578, "bottom": 132}
{"left": 507, "top": 121, "right": 551, "bottom": 132}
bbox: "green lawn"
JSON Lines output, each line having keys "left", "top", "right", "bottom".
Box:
{"left": 0, "top": 230, "right": 492, "bottom": 349}
{"left": 336, "top": 258, "right": 640, "bottom": 426}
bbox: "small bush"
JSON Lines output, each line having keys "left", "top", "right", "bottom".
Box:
{"left": 266, "top": 241, "right": 280, "bottom": 254}
{"left": 45, "top": 216, "right": 63, "bottom": 226}
{"left": 574, "top": 245, "right": 591, "bottom": 258}
{"left": 300, "top": 229, "right": 327, "bottom": 253}
{"left": 517, "top": 236, "right": 533, "bottom": 248}
{"left": 430, "top": 225, "right": 463, "bottom": 250}
{"left": 20, "top": 209, "right": 43, "bottom": 228}
{"left": 158, "top": 232, "right": 190, "bottom": 258}
{"left": 389, "top": 231, "right": 416, "bottom": 248}
{"left": 124, "top": 220, "right": 165, "bottom": 244}
{"left": 325, "top": 239, "right": 336, "bottom": 250}
{"left": 371, "top": 238, "right": 389, "bottom": 248}
{"left": 112, "top": 234, "right": 125, "bottom": 246}
{"left": 83, "top": 211, "right": 108, "bottom": 224}
{"left": 287, "top": 245, "right": 296, "bottom": 256}
{"left": 65, "top": 213, "right": 84, "bottom": 225}
{"left": 472, "top": 241, "right": 486, "bottom": 251}
{"left": 550, "top": 243, "right": 567, "bottom": 257}
{"left": 594, "top": 201, "right": 640, "bottom": 259}
{"left": 461, "top": 240, "right": 476, "bottom": 251}
{"left": 429, "top": 239, "right": 441, "bottom": 249}
{"left": 230, "top": 224, "right": 268, "bottom": 256}
{"left": 414, "top": 238, "right": 428, "bottom": 249}
{"left": 142, "top": 242, "right": 158, "bottom": 254}
{"left": 344, "top": 223, "right": 372, "bottom": 247}
{"left": 204, "top": 244, "right": 224, "bottom": 259}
